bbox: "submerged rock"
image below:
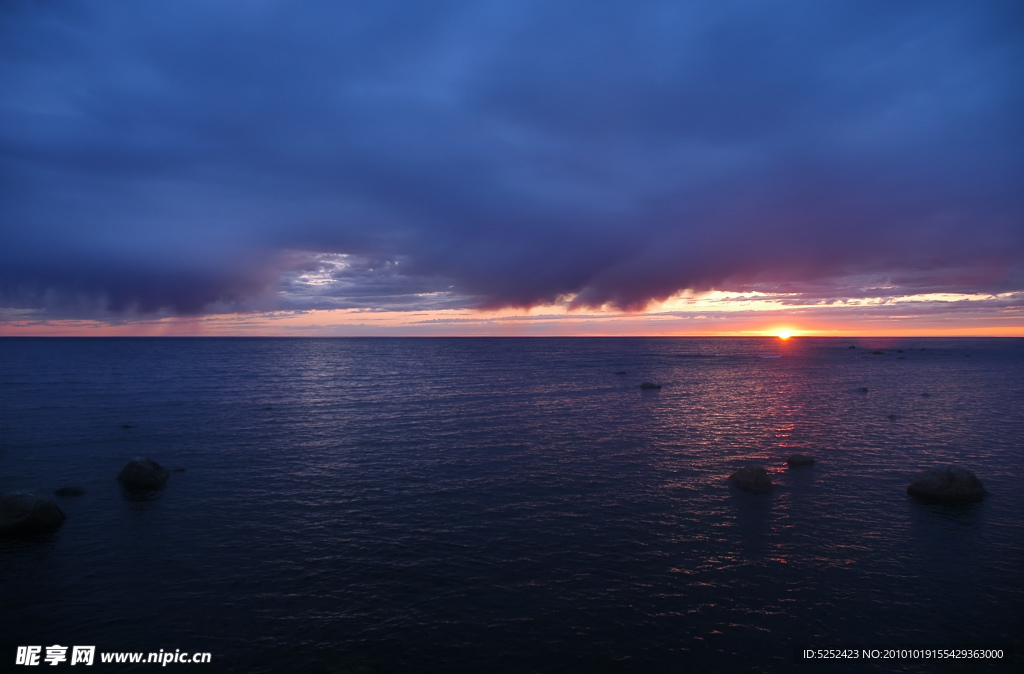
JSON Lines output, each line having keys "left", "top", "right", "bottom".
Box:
{"left": 117, "top": 458, "right": 170, "bottom": 492}
{"left": 639, "top": 382, "right": 661, "bottom": 389}
{"left": 786, "top": 454, "right": 815, "bottom": 467}
{"left": 614, "top": 371, "right": 627, "bottom": 375}
{"left": 907, "top": 466, "right": 987, "bottom": 504}
{"left": 0, "top": 493, "right": 67, "bottom": 537}
{"left": 54, "top": 486, "right": 85, "bottom": 497}
{"left": 729, "top": 466, "right": 774, "bottom": 494}
{"left": 859, "top": 387, "right": 869, "bottom": 393}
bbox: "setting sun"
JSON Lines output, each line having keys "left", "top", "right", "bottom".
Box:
{"left": 777, "top": 330, "right": 793, "bottom": 340}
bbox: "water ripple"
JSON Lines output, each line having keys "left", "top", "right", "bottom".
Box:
{"left": 1, "top": 337, "right": 1022, "bottom": 672}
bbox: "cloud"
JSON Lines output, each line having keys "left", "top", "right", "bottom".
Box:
{"left": 276, "top": 251, "right": 466, "bottom": 311}
{"left": 1, "top": 0, "right": 1022, "bottom": 319}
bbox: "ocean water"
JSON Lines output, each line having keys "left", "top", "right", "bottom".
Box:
{"left": 1, "top": 337, "right": 1022, "bottom": 673}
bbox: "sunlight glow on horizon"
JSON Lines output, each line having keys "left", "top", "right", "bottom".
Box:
{"left": 2, "top": 285, "right": 1021, "bottom": 337}
{"left": 1, "top": 303, "right": 1020, "bottom": 337}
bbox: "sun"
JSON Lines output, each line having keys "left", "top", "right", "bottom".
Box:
{"left": 777, "top": 329, "right": 793, "bottom": 340}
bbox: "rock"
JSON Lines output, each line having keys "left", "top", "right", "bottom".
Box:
{"left": 117, "top": 458, "right": 170, "bottom": 492}
{"left": 54, "top": 486, "right": 85, "bottom": 497}
{"left": 121, "top": 424, "right": 134, "bottom": 429}
{"left": 786, "top": 454, "right": 814, "bottom": 467}
{"left": 0, "top": 493, "right": 67, "bottom": 537}
{"left": 848, "top": 345, "right": 856, "bottom": 349}
{"left": 872, "top": 350, "right": 884, "bottom": 355}
{"left": 729, "top": 466, "right": 774, "bottom": 493}
{"left": 907, "top": 466, "right": 988, "bottom": 504}
{"left": 639, "top": 382, "right": 661, "bottom": 389}
{"left": 859, "top": 387, "right": 869, "bottom": 393}
{"left": 614, "top": 371, "right": 627, "bottom": 375}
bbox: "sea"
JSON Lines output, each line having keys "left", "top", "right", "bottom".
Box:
{"left": 1, "top": 337, "right": 1022, "bottom": 673}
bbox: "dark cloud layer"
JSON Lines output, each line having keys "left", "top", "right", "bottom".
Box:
{"left": 2, "top": 0, "right": 1022, "bottom": 317}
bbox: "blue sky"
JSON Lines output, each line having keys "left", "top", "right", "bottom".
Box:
{"left": 1, "top": 0, "right": 1022, "bottom": 334}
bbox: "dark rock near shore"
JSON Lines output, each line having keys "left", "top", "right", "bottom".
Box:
{"left": 0, "top": 493, "right": 67, "bottom": 537}
{"left": 729, "top": 466, "right": 774, "bottom": 493}
{"left": 117, "top": 458, "right": 170, "bottom": 492}
{"left": 848, "top": 345, "right": 856, "bottom": 349}
{"left": 786, "top": 454, "right": 815, "bottom": 467}
{"left": 860, "top": 387, "right": 869, "bottom": 393}
{"left": 55, "top": 486, "right": 85, "bottom": 497}
{"left": 907, "top": 466, "right": 988, "bottom": 504}
{"left": 872, "top": 350, "right": 884, "bottom": 355}
{"left": 639, "top": 382, "right": 661, "bottom": 389}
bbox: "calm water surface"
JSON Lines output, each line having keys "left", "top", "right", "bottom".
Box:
{"left": 1, "top": 337, "right": 1022, "bottom": 672}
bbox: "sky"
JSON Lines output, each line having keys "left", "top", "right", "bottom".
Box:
{"left": 1, "top": 0, "right": 1022, "bottom": 336}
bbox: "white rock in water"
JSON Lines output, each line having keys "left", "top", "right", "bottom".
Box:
{"left": 0, "top": 492, "right": 67, "bottom": 537}
{"left": 117, "top": 458, "right": 170, "bottom": 492}
{"left": 729, "top": 466, "right": 774, "bottom": 494}
{"left": 907, "top": 466, "right": 987, "bottom": 504}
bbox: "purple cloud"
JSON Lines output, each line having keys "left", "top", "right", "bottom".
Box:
{"left": 1, "top": 0, "right": 1021, "bottom": 318}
